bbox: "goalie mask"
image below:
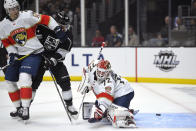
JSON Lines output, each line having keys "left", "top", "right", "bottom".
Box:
{"left": 4, "top": 0, "right": 20, "bottom": 20}
{"left": 96, "top": 60, "right": 111, "bottom": 81}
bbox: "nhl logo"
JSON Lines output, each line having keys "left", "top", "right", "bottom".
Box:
{"left": 10, "top": 28, "right": 27, "bottom": 46}
{"left": 154, "top": 50, "right": 179, "bottom": 72}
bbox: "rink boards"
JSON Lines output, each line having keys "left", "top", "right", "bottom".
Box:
{"left": 0, "top": 47, "right": 196, "bottom": 84}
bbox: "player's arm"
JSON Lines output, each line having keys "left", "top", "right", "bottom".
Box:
{"left": 32, "top": 11, "right": 73, "bottom": 53}
{"left": 78, "top": 60, "right": 99, "bottom": 94}
{"left": 0, "top": 35, "right": 17, "bottom": 54}
{"left": 0, "top": 37, "right": 18, "bottom": 65}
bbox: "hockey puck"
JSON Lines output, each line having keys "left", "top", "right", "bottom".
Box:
{"left": 156, "top": 113, "right": 161, "bottom": 116}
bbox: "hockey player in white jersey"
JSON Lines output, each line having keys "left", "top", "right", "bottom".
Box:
{"left": 78, "top": 59, "right": 136, "bottom": 128}
{"left": 0, "top": 0, "right": 61, "bottom": 121}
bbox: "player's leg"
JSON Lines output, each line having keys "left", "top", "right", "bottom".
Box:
{"left": 19, "top": 54, "right": 42, "bottom": 120}
{"left": 111, "top": 91, "right": 136, "bottom": 128}
{"left": 18, "top": 72, "right": 32, "bottom": 120}
{"left": 50, "top": 62, "right": 78, "bottom": 117}
{"left": 31, "top": 59, "right": 46, "bottom": 104}
{"left": 5, "top": 62, "right": 22, "bottom": 118}
{"left": 113, "top": 91, "right": 134, "bottom": 108}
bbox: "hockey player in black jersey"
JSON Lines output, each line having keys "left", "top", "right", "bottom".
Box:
{"left": 31, "top": 12, "right": 78, "bottom": 119}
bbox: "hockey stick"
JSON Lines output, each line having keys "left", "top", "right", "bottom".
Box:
{"left": 0, "top": 47, "right": 44, "bottom": 70}
{"left": 48, "top": 69, "right": 72, "bottom": 123}
{"left": 77, "top": 42, "right": 105, "bottom": 119}
{"left": 77, "top": 92, "right": 86, "bottom": 118}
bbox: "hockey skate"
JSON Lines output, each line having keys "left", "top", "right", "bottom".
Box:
{"left": 10, "top": 107, "right": 23, "bottom": 118}
{"left": 20, "top": 107, "right": 30, "bottom": 124}
{"left": 66, "top": 105, "right": 78, "bottom": 120}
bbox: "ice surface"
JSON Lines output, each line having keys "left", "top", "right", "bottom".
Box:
{"left": 0, "top": 81, "right": 196, "bottom": 131}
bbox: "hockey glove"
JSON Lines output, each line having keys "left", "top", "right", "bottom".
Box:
{"left": 8, "top": 53, "right": 19, "bottom": 65}
{"left": 44, "top": 57, "right": 57, "bottom": 68}
{"left": 94, "top": 107, "right": 104, "bottom": 120}
{"left": 94, "top": 103, "right": 107, "bottom": 120}
{"left": 88, "top": 106, "right": 104, "bottom": 123}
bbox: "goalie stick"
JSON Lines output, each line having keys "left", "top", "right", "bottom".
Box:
{"left": 77, "top": 42, "right": 105, "bottom": 119}
{"left": 0, "top": 47, "right": 44, "bottom": 70}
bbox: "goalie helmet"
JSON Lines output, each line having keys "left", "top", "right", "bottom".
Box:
{"left": 96, "top": 60, "right": 111, "bottom": 81}
{"left": 4, "top": 0, "right": 20, "bottom": 20}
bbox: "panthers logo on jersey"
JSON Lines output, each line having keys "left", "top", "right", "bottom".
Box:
{"left": 10, "top": 28, "right": 27, "bottom": 46}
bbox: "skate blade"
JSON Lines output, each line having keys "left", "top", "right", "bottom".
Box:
{"left": 11, "top": 116, "right": 20, "bottom": 119}
{"left": 70, "top": 114, "right": 79, "bottom": 120}
{"left": 23, "top": 120, "right": 28, "bottom": 124}
{"left": 17, "top": 118, "right": 29, "bottom": 124}
{"left": 17, "top": 117, "right": 23, "bottom": 121}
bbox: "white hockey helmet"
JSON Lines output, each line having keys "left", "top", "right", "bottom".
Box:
{"left": 4, "top": 0, "right": 20, "bottom": 9}
{"left": 96, "top": 59, "right": 111, "bottom": 81}
{"left": 4, "top": 0, "right": 20, "bottom": 20}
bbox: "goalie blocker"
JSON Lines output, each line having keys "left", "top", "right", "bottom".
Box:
{"left": 82, "top": 102, "right": 136, "bottom": 128}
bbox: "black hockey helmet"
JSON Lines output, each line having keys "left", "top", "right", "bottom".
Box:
{"left": 55, "top": 11, "right": 70, "bottom": 25}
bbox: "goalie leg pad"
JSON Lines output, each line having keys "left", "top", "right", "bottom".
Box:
{"left": 107, "top": 104, "right": 136, "bottom": 128}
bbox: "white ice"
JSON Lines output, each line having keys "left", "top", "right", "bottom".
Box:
{"left": 0, "top": 81, "right": 196, "bottom": 131}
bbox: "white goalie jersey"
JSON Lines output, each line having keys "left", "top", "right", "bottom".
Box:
{"left": 0, "top": 10, "right": 59, "bottom": 55}
{"left": 83, "top": 60, "right": 134, "bottom": 109}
